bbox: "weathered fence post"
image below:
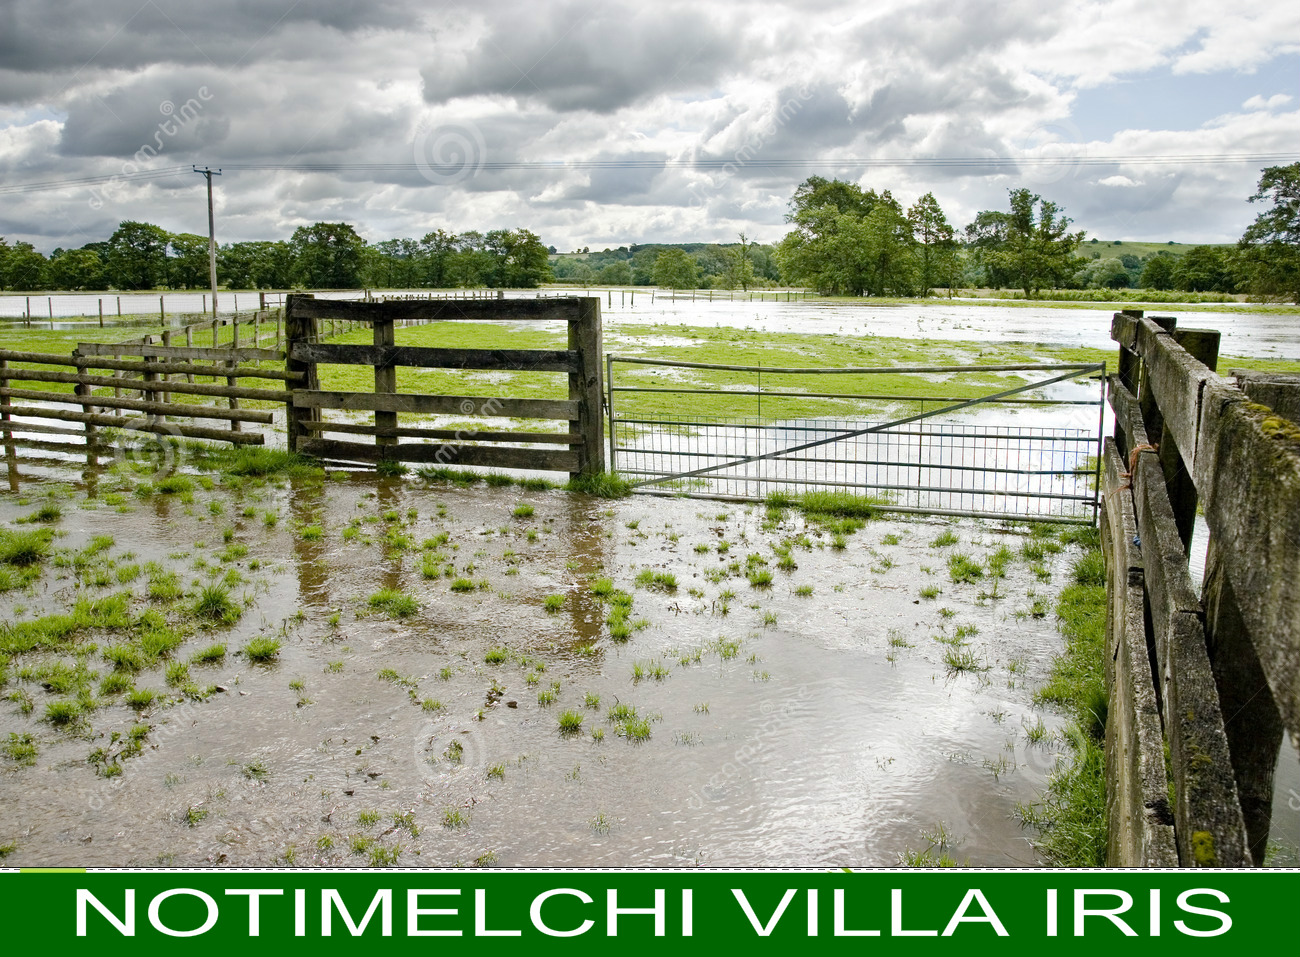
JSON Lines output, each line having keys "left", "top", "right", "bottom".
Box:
{"left": 284, "top": 294, "right": 320, "bottom": 453}
{"left": 570, "top": 297, "right": 605, "bottom": 477}
{"left": 373, "top": 312, "right": 397, "bottom": 453}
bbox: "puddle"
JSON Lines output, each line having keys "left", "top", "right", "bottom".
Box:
{"left": 0, "top": 463, "right": 1077, "bottom": 867}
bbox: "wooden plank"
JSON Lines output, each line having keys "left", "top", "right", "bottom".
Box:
{"left": 1, "top": 392, "right": 274, "bottom": 424}
{"left": 289, "top": 296, "right": 586, "bottom": 324}
{"left": 290, "top": 341, "right": 578, "bottom": 374}
{"left": 1132, "top": 452, "right": 1249, "bottom": 866}
{"left": 1137, "top": 318, "right": 1220, "bottom": 480}
{"left": 1231, "top": 369, "right": 1300, "bottom": 424}
{"left": 292, "top": 390, "right": 579, "bottom": 420}
{"left": 1111, "top": 311, "right": 1141, "bottom": 352}
{"left": 0, "top": 351, "right": 302, "bottom": 381}
{"left": 0, "top": 419, "right": 90, "bottom": 438}
{"left": 1101, "top": 439, "right": 1178, "bottom": 866}
{"left": 298, "top": 438, "right": 579, "bottom": 472}
{"left": 1, "top": 406, "right": 264, "bottom": 444}
{"left": 1202, "top": 538, "right": 1285, "bottom": 864}
{"left": 299, "top": 419, "right": 582, "bottom": 444}
{"left": 1195, "top": 382, "right": 1300, "bottom": 751}
{"left": 77, "top": 342, "right": 283, "bottom": 362}
{"left": 0, "top": 367, "right": 292, "bottom": 402}
{"left": 1107, "top": 374, "right": 1150, "bottom": 449}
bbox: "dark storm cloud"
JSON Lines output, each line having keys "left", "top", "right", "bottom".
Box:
{"left": 0, "top": 0, "right": 418, "bottom": 78}
{"left": 421, "top": 1, "right": 751, "bottom": 113}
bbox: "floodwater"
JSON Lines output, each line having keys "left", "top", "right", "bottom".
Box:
{"left": 3, "top": 289, "right": 1297, "bottom": 360}
{"left": 0, "top": 461, "right": 1077, "bottom": 867}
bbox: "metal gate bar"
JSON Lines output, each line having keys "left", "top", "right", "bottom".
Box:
{"left": 607, "top": 356, "right": 1106, "bottom": 523}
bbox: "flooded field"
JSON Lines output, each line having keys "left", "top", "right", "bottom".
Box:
{"left": 0, "top": 456, "right": 1082, "bottom": 867}
{"left": 4, "top": 290, "right": 1297, "bottom": 360}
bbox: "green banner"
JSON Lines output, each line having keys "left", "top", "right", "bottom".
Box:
{"left": 4, "top": 868, "right": 1293, "bottom": 952}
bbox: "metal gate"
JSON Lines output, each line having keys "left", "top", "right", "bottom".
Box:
{"left": 606, "top": 356, "right": 1106, "bottom": 523}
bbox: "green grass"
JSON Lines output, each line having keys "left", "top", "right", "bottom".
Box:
{"left": 1022, "top": 538, "right": 1109, "bottom": 866}
{"left": 634, "top": 569, "right": 677, "bottom": 592}
{"left": 558, "top": 710, "right": 584, "bottom": 734}
{"left": 0, "top": 528, "right": 51, "bottom": 565}
{"left": 193, "top": 584, "right": 241, "bottom": 624}
{"left": 243, "top": 637, "right": 282, "bottom": 662}
{"left": 484, "top": 647, "right": 509, "bottom": 664}
{"left": 543, "top": 593, "right": 565, "bottom": 613}
{"left": 512, "top": 503, "right": 535, "bottom": 518}
{"left": 3, "top": 732, "right": 37, "bottom": 765}
{"left": 564, "top": 472, "right": 633, "bottom": 498}
{"left": 368, "top": 589, "right": 418, "bottom": 617}
{"left": 191, "top": 643, "right": 226, "bottom": 665}
{"left": 947, "top": 553, "right": 984, "bottom": 584}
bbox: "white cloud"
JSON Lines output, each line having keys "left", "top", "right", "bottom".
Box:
{"left": 0, "top": 0, "right": 1297, "bottom": 252}
{"left": 1242, "top": 93, "right": 1294, "bottom": 111}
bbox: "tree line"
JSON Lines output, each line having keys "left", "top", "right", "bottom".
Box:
{"left": 773, "top": 164, "right": 1300, "bottom": 302}
{"left": 0, "top": 222, "right": 553, "bottom": 292}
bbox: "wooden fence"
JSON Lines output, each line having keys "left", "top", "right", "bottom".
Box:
{"left": 0, "top": 311, "right": 299, "bottom": 457}
{"left": 1103, "top": 309, "right": 1300, "bottom": 867}
{"left": 283, "top": 294, "right": 604, "bottom": 477}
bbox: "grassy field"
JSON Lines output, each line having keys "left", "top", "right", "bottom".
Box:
{"left": 1, "top": 319, "right": 1296, "bottom": 426}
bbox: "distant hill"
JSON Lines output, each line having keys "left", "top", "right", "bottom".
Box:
{"left": 1079, "top": 240, "right": 1233, "bottom": 259}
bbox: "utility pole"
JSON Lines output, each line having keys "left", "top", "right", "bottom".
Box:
{"left": 193, "top": 166, "right": 222, "bottom": 318}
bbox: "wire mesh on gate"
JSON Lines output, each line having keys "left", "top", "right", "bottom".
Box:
{"left": 606, "top": 357, "right": 1106, "bottom": 523}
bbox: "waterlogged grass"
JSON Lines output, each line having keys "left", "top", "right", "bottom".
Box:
{"left": 1022, "top": 536, "right": 1109, "bottom": 866}
{"left": 367, "top": 589, "right": 418, "bottom": 618}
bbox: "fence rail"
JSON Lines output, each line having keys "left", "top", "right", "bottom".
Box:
{"left": 1103, "top": 309, "right": 1300, "bottom": 867}
{"left": 283, "top": 294, "right": 604, "bottom": 477}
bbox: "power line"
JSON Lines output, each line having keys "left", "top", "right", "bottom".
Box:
{"left": 1, "top": 153, "right": 1293, "bottom": 196}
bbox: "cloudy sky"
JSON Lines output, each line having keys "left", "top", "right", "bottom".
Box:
{"left": 1, "top": 0, "right": 1297, "bottom": 253}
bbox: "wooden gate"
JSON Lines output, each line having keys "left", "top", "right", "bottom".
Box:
{"left": 283, "top": 294, "right": 604, "bottom": 477}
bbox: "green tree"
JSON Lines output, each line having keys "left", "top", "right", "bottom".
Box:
{"left": 420, "top": 230, "right": 458, "bottom": 288}
{"left": 219, "top": 241, "right": 293, "bottom": 288}
{"left": 289, "top": 222, "right": 366, "bottom": 288}
{"left": 106, "top": 221, "right": 170, "bottom": 290}
{"left": 907, "top": 192, "right": 958, "bottom": 296}
{"left": 44, "top": 247, "right": 107, "bottom": 290}
{"left": 1172, "top": 245, "right": 1232, "bottom": 292}
{"left": 484, "top": 229, "right": 552, "bottom": 288}
{"left": 1238, "top": 162, "right": 1300, "bottom": 303}
{"left": 0, "top": 239, "right": 48, "bottom": 291}
{"left": 982, "top": 189, "right": 1085, "bottom": 297}
{"left": 962, "top": 210, "right": 1015, "bottom": 288}
{"left": 652, "top": 249, "right": 698, "bottom": 289}
{"left": 599, "top": 260, "right": 633, "bottom": 285}
{"left": 861, "top": 195, "right": 917, "bottom": 296}
{"left": 1139, "top": 254, "right": 1175, "bottom": 290}
{"left": 1079, "top": 257, "right": 1130, "bottom": 289}
{"left": 167, "top": 232, "right": 210, "bottom": 289}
